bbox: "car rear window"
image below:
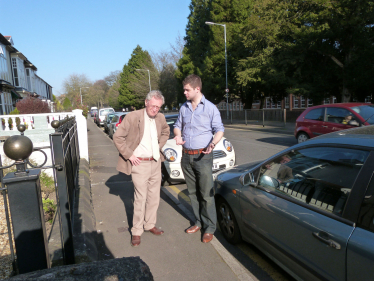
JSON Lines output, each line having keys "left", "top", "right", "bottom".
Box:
{"left": 305, "top": 108, "right": 324, "bottom": 121}
{"left": 351, "top": 105, "right": 374, "bottom": 125}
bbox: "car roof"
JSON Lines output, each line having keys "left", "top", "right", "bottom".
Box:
{"left": 306, "top": 102, "right": 369, "bottom": 109}
{"left": 296, "top": 125, "right": 374, "bottom": 149}
{"left": 165, "top": 114, "right": 179, "bottom": 119}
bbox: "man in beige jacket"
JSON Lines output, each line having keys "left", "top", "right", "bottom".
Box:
{"left": 113, "top": 90, "right": 170, "bottom": 247}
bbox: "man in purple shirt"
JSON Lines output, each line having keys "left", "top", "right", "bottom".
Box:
{"left": 174, "top": 74, "right": 224, "bottom": 243}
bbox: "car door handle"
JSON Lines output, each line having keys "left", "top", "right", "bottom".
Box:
{"left": 312, "top": 231, "right": 341, "bottom": 250}
{"left": 322, "top": 125, "right": 328, "bottom": 128}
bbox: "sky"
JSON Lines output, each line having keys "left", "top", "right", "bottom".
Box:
{"left": 1, "top": 0, "right": 191, "bottom": 96}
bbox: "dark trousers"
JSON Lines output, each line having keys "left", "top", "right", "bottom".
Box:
{"left": 181, "top": 152, "right": 216, "bottom": 234}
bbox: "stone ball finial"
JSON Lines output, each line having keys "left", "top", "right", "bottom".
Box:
{"left": 3, "top": 135, "right": 33, "bottom": 161}
{"left": 51, "top": 120, "right": 60, "bottom": 129}
{"left": 17, "top": 124, "right": 26, "bottom": 133}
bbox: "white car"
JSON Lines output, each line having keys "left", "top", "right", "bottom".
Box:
{"left": 97, "top": 107, "right": 114, "bottom": 126}
{"left": 161, "top": 114, "right": 236, "bottom": 185}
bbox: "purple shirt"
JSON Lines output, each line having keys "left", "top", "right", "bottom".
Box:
{"left": 174, "top": 95, "right": 224, "bottom": 149}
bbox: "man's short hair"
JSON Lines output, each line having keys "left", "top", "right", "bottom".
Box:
{"left": 183, "top": 74, "right": 202, "bottom": 90}
{"left": 146, "top": 90, "right": 165, "bottom": 105}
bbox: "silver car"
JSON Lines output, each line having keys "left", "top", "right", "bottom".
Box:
{"left": 214, "top": 125, "right": 374, "bottom": 281}
{"left": 108, "top": 112, "right": 128, "bottom": 139}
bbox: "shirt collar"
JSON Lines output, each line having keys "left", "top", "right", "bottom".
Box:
{"left": 186, "top": 94, "right": 206, "bottom": 107}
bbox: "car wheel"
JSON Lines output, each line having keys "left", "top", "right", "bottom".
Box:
{"left": 297, "top": 132, "right": 309, "bottom": 144}
{"left": 216, "top": 198, "right": 241, "bottom": 244}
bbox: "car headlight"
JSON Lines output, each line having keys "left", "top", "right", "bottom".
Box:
{"left": 223, "top": 139, "right": 233, "bottom": 152}
{"left": 164, "top": 148, "right": 177, "bottom": 162}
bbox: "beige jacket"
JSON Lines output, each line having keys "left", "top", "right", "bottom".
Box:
{"left": 113, "top": 109, "right": 170, "bottom": 175}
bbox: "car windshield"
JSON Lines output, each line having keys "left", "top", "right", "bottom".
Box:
{"left": 351, "top": 105, "right": 374, "bottom": 125}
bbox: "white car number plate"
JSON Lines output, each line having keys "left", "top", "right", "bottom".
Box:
{"left": 213, "top": 163, "right": 218, "bottom": 169}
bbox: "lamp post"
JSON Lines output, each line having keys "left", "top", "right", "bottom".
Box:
{"left": 136, "top": 69, "right": 151, "bottom": 92}
{"left": 80, "top": 87, "right": 89, "bottom": 105}
{"left": 205, "top": 21, "right": 229, "bottom": 119}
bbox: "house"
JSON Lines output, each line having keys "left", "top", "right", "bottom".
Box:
{"left": 0, "top": 33, "right": 53, "bottom": 115}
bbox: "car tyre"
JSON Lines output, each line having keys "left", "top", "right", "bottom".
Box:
{"left": 216, "top": 197, "right": 241, "bottom": 244}
{"left": 297, "top": 132, "right": 309, "bottom": 144}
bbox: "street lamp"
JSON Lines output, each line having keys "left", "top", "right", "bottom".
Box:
{"left": 205, "top": 21, "right": 229, "bottom": 119}
{"left": 80, "top": 87, "right": 89, "bottom": 105}
{"left": 136, "top": 69, "right": 151, "bottom": 92}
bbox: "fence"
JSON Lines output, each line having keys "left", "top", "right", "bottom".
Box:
{"left": 0, "top": 116, "right": 80, "bottom": 275}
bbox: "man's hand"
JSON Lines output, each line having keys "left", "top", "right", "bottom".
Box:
{"left": 129, "top": 155, "right": 141, "bottom": 166}
{"left": 202, "top": 143, "right": 215, "bottom": 154}
{"left": 173, "top": 135, "right": 186, "bottom": 145}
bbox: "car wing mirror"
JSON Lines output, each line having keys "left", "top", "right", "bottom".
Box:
{"left": 239, "top": 172, "right": 257, "bottom": 187}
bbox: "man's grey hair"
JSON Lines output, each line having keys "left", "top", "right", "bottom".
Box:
{"left": 146, "top": 90, "right": 165, "bottom": 105}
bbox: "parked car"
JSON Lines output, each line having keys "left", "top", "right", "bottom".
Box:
{"left": 90, "top": 108, "right": 98, "bottom": 117}
{"left": 103, "top": 113, "right": 116, "bottom": 134}
{"left": 96, "top": 108, "right": 115, "bottom": 126}
{"left": 161, "top": 115, "right": 236, "bottom": 185}
{"left": 108, "top": 112, "right": 128, "bottom": 139}
{"left": 214, "top": 125, "right": 374, "bottom": 281}
{"left": 295, "top": 102, "right": 374, "bottom": 143}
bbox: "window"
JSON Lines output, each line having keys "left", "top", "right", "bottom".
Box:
{"left": 294, "top": 96, "right": 299, "bottom": 108}
{"left": 271, "top": 98, "right": 276, "bottom": 108}
{"left": 365, "top": 96, "right": 371, "bottom": 103}
{"left": 285, "top": 97, "right": 290, "bottom": 108}
{"left": 305, "top": 108, "right": 324, "bottom": 121}
{"left": 326, "top": 107, "right": 355, "bottom": 124}
{"left": 307, "top": 99, "right": 313, "bottom": 107}
{"left": 266, "top": 98, "right": 270, "bottom": 108}
{"left": 277, "top": 101, "right": 281, "bottom": 108}
{"left": 357, "top": 174, "right": 374, "bottom": 233}
{"left": 332, "top": 96, "right": 337, "bottom": 104}
{"left": 324, "top": 98, "right": 330, "bottom": 104}
{"left": 12, "top": 58, "right": 19, "bottom": 86}
{"left": 0, "top": 94, "right": 3, "bottom": 115}
{"left": 26, "top": 69, "right": 32, "bottom": 90}
{"left": 257, "top": 147, "right": 369, "bottom": 216}
{"left": 301, "top": 96, "right": 305, "bottom": 108}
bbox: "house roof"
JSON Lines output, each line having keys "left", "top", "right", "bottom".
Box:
{"left": 0, "top": 33, "right": 11, "bottom": 46}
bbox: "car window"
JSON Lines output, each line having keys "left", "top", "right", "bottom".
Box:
{"left": 111, "top": 116, "right": 119, "bottom": 123}
{"left": 166, "top": 118, "right": 177, "bottom": 139}
{"left": 326, "top": 107, "right": 357, "bottom": 124}
{"left": 305, "top": 108, "right": 324, "bottom": 121}
{"left": 357, "top": 174, "right": 374, "bottom": 233}
{"left": 351, "top": 105, "right": 374, "bottom": 125}
{"left": 257, "top": 147, "right": 370, "bottom": 217}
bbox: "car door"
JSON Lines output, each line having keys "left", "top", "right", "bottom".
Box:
{"left": 325, "top": 107, "right": 359, "bottom": 133}
{"left": 346, "top": 151, "right": 374, "bottom": 281}
{"left": 239, "top": 146, "right": 371, "bottom": 281}
{"left": 303, "top": 107, "right": 330, "bottom": 137}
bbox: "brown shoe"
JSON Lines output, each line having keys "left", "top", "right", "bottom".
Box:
{"left": 145, "top": 227, "right": 164, "bottom": 236}
{"left": 185, "top": 225, "right": 201, "bottom": 234}
{"left": 202, "top": 233, "right": 214, "bottom": 243}
{"left": 131, "top": 235, "right": 141, "bottom": 247}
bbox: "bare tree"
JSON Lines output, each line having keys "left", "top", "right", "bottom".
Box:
{"left": 62, "top": 74, "right": 92, "bottom": 106}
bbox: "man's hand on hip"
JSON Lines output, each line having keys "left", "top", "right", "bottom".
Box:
{"left": 129, "top": 155, "right": 141, "bottom": 166}
{"left": 173, "top": 135, "right": 186, "bottom": 145}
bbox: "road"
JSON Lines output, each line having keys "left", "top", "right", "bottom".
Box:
{"left": 88, "top": 116, "right": 298, "bottom": 280}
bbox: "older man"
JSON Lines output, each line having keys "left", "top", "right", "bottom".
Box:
{"left": 174, "top": 74, "right": 224, "bottom": 243}
{"left": 113, "top": 90, "right": 170, "bottom": 247}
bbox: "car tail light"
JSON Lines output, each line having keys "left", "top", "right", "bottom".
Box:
{"left": 115, "top": 118, "right": 123, "bottom": 128}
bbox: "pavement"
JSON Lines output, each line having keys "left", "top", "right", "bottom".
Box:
{"left": 87, "top": 118, "right": 294, "bottom": 281}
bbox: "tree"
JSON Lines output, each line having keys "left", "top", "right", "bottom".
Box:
{"left": 62, "top": 97, "right": 72, "bottom": 111}
{"left": 104, "top": 70, "right": 121, "bottom": 87}
{"left": 16, "top": 97, "right": 51, "bottom": 114}
{"left": 62, "top": 74, "right": 92, "bottom": 107}
{"left": 118, "top": 45, "right": 158, "bottom": 109}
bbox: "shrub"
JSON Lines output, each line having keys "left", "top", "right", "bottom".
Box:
{"left": 8, "top": 117, "right": 13, "bottom": 130}
{"left": 16, "top": 97, "right": 51, "bottom": 114}
{"left": 9, "top": 108, "right": 20, "bottom": 115}
{"left": 42, "top": 198, "right": 56, "bottom": 223}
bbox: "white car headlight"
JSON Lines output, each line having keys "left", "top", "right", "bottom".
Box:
{"left": 164, "top": 148, "right": 177, "bottom": 162}
{"left": 223, "top": 139, "right": 233, "bottom": 152}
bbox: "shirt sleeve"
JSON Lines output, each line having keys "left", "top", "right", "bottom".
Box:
{"left": 211, "top": 106, "right": 224, "bottom": 134}
{"left": 174, "top": 107, "right": 183, "bottom": 131}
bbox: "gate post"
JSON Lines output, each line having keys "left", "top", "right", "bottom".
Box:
{"left": 2, "top": 133, "right": 50, "bottom": 274}
{"left": 50, "top": 120, "right": 75, "bottom": 265}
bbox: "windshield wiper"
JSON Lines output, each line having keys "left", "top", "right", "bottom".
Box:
{"left": 363, "top": 112, "right": 374, "bottom": 124}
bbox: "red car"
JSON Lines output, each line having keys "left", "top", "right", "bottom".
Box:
{"left": 295, "top": 102, "right": 374, "bottom": 143}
